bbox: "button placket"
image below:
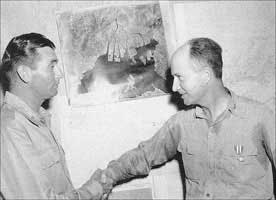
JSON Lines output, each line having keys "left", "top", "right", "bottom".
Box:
{"left": 207, "top": 126, "right": 216, "bottom": 197}
{"left": 204, "top": 180, "right": 214, "bottom": 199}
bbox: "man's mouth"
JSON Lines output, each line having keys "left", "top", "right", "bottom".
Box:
{"left": 181, "top": 92, "right": 187, "bottom": 98}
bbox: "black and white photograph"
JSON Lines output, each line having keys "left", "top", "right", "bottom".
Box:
{"left": 0, "top": 1, "right": 275, "bottom": 200}
{"left": 56, "top": 3, "right": 170, "bottom": 105}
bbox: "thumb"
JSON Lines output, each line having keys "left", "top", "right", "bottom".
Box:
{"left": 101, "top": 173, "right": 108, "bottom": 184}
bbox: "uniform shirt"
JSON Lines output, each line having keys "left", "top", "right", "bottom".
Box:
{"left": 0, "top": 92, "right": 77, "bottom": 199}
{"left": 106, "top": 90, "right": 275, "bottom": 199}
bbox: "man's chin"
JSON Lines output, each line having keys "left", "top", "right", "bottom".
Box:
{"left": 183, "top": 102, "right": 189, "bottom": 106}
{"left": 181, "top": 96, "right": 190, "bottom": 105}
{"left": 182, "top": 97, "right": 195, "bottom": 107}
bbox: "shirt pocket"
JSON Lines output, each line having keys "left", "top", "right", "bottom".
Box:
{"left": 219, "top": 145, "right": 266, "bottom": 183}
{"left": 38, "top": 148, "right": 72, "bottom": 193}
{"left": 180, "top": 141, "right": 204, "bottom": 181}
{"left": 39, "top": 148, "right": 61, "bottom": 171}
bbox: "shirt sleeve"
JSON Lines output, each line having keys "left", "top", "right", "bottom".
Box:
{"left": 261, "top": 106, "right": 275, "bottom": 167}
{"left": 106, "top": 116, "right": 181, "bottom": 184}
{"left": 0, "top": 125, "right": 102, "bottom": 200}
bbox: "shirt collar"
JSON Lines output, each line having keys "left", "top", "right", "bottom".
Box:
{"left": 3, "top": 92, "right": 51, "bottom": 127}
{"left": 194, "top": 88, "right": 237, "bottom": 120}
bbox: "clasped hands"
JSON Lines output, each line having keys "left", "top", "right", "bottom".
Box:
{"left": 90, "top": 168, "right": 115, "bottom": 200}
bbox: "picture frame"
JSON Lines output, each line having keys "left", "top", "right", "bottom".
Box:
{"left": 56, "top": 1, "right": 176, "bottom": 106}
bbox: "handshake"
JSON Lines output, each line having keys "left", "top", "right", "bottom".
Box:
{"left": 78, "top": 168, "right": 116, "bottom": 200}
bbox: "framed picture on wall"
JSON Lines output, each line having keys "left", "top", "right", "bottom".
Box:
{"left": 56, "top": 2, "right": 174, "bottom": 106}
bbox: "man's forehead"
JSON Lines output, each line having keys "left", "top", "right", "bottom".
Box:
{"left": 175, "top": 45, "right": 190, "bottom": 58}
{"left": 171, "top": 46, "right": 188, "bottom": 63}
{"left": 171, "top": 46, "right": 196, "bottom": 76}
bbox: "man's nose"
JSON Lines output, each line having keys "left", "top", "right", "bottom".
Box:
{"left": 172, "top": 78, "right": 179, "bottom": 92}
{"left": 54, "top": 66, "right": 64, "bottom": 80}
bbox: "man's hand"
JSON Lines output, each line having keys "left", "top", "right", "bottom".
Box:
{"left": 78, "top": 169, "right": 105, "bottom": 200}
{"left": 90, "top": 169, "right": 103, "bottom": 182}
{"left": 82, "top": 168, "right": 115, "bottom": 200}
{"left": 98, "top": 169, "right": 115, "bottom": 199}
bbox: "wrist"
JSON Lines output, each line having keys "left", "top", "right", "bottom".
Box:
{"left": 78, "top": 179, "right": 104, "bottom": 199}
{"left": 104, "top": 168, "right": 117, "bottom": 185}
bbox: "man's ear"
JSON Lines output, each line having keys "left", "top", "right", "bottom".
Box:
{"left": 16, "top": 65, "right": 32, "bottom": 83}
{"left": 201, "top": 68, "right": 211, "bottom": 85}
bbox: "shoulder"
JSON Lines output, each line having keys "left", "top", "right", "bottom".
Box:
{"left": 235, "top": 94, "right": 273, "bottom": 115}
{"left": 233, "top": 93, "right": 274, "bottom": 124}
{"left": 1, "top": 103, "right": 27, "bottom": 136}
{"left": 166, "top": 108, "right": 195, "bottom": 127}
{"left": 1, "top": 103, "right": 16, "bottom": 128}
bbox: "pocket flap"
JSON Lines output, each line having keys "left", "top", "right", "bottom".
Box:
{"left": 223, "top": 144, "right": 258, "bottom": 156}
{"left": 40, "top": 148, "right": 60, "bottom": 170}
{"left": 186, "top": 142, "right": 201, "bottom": 155}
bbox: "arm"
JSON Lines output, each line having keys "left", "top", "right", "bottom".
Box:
{"left": 104, "top": 117, "right": 181, "bottom": 185}
{"left": 0, "top": 126, "right": 103, "bottom": 200}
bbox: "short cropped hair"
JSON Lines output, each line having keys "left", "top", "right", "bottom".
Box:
{"left": 187, "top": 38, "right": 223, "bottom": 79}
{"left": 0, "top": 33, "right": 55, "bottom": 92}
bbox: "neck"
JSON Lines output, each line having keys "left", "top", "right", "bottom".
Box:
{"left": 198, "top": 80, "right": 231, "bottom": 121}
{"left": 11, "top": 85, "right": 43, "bottom": 113}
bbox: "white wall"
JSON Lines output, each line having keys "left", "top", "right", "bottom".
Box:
{"left": 1, "top": 1, "right": 275, "bottom": 199}
{"left": 173, "top": 1, "right": 275, "bottom": 110}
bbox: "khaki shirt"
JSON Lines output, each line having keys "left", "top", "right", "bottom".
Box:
{"left": 107, "top": 90, "right": 275, "bottom": 199}
{"left": 0, "top": 92, "right": 76, "bottom": 199}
